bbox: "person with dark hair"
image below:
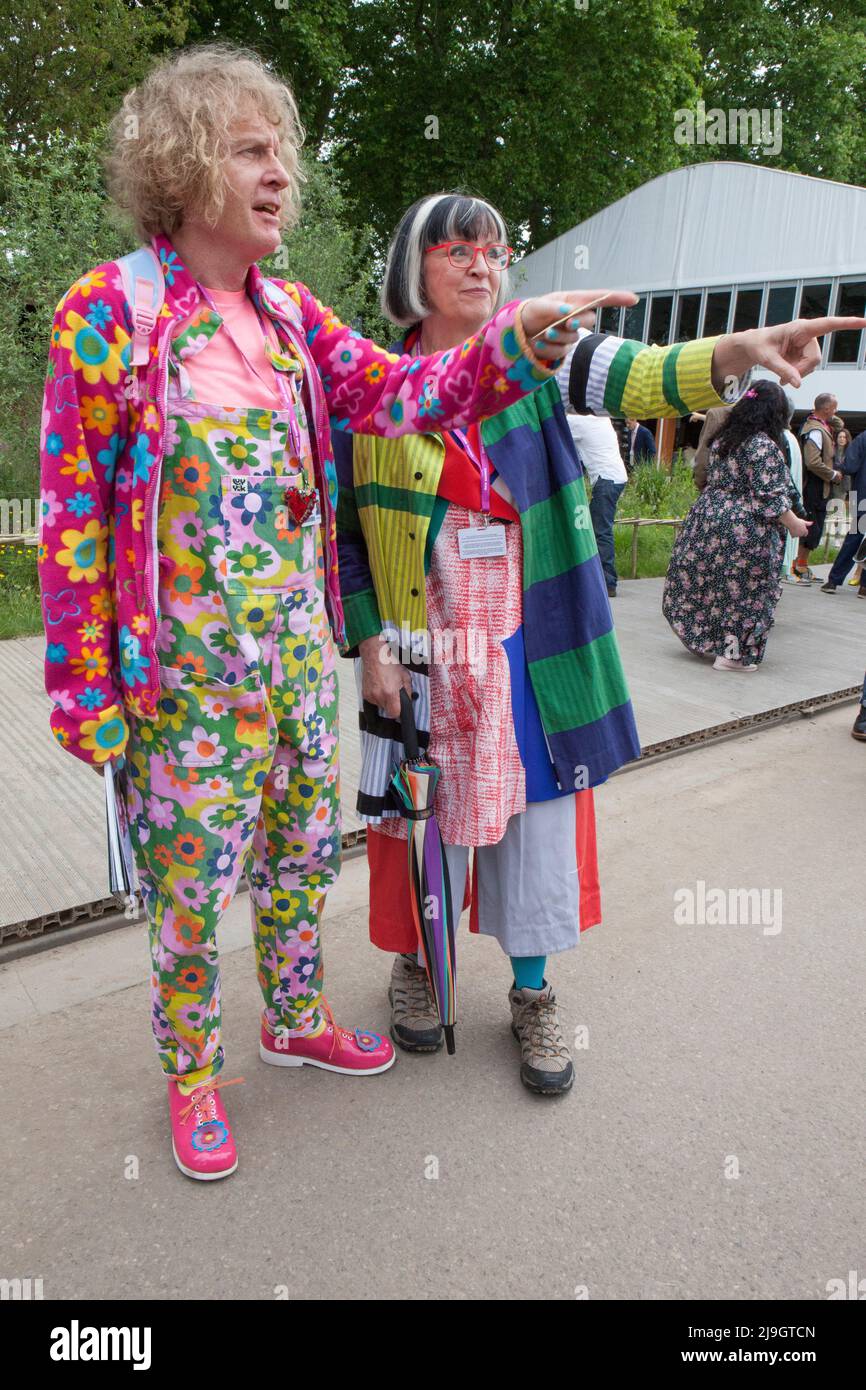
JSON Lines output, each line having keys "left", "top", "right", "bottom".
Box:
{"left": 662, "top": 380, "right": 811, "bottom": 670}
{"left": 624, "top": 417, "right": 657, "bottom": 469}
{"left": 795, "top": 392, "right": 844, "bottom": 581}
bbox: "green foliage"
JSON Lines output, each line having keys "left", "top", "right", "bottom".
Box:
{"left": 0, "top": 542, "right": 40, "bottom": 640}
{"left": 686, "top": 0, "right": 866, "bottom": 185}
{"left": 0, "top": 128, "right": 133, "bottom": 503}
{"left": 263, "top": 158, "right": 392, "bottom": 345}
{"left": 619, "top": 455, "right": 699, "bottom": 518}
{"left": 0, "top": 0, "right": 190, "bottom": 160}
{"left": 329, "top": 0, "right": 701, "bottom": 253}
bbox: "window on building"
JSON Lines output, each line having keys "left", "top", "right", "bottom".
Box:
{"left": 647, "top": 294, "right": 674, "bottom": 346}
{"left": 703, "top": 290, "right": 731, "bottom": 336}
{"left": 799, "top": 283, "right": 831, "bottom": 319}
{"left": 733, "top": 288, "right": 762, "bottom": 332}
{"left": 829, "top": 281, "right": 866, "bottom": 364}
{"left": 765, "top": 285, "right": 797, "bottom": 326}
{"left": 675, "top": 292, "right": 701, "bottom": 342}
{"left": 623, "top": 295, "right": 647, "bottom": 341}
{"left": 599, "top": 305, "right": 622, "bottom": 335}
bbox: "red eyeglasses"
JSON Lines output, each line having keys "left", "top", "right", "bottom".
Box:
{"left": 425, "top": 241, "right": 513, "bottom": 270}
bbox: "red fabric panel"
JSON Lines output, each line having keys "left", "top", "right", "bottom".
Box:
{"left": 367, "top": 787, "right": 601, "bottom": 952}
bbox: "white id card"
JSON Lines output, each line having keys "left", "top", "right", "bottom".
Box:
{"left": 457, "top": 523, "right": 507, "bottom": 559}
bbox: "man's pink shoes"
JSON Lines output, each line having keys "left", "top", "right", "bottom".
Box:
{"left": 167, "top": 1075, "right": 242, "bottom": 1182}
{"left": 167, "top": 1003, "right": 395, "bottom": 1180}
{"left": 259, "top": 1004, "right": 395, "bottom": 1075}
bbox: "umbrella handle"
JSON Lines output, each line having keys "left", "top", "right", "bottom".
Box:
{"left": 398, "top": 687, "right": 420, "bottom": 760}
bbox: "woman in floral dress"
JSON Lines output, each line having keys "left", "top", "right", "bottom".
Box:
{"left": 663, "top": 381, "right": 811, "bottom": 671}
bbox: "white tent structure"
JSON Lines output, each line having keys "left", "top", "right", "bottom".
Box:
{"left": 513, "top": 162, "right": 866, "bottom": 418}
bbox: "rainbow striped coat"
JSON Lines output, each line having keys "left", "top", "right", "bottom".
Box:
{"left": 335, "top": 331, "right": 738, "bottom": 788}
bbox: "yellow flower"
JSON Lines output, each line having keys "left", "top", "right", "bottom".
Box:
{"left": 80, "top": 705, "right": 128, "bottom": 763}
{"left": 159, "top": 693, "right": 190, "bottom": 733}
{"left": 81, "top": 394, "right": 119, "bottom": 437}
{"left": 59, "top": 311, "right": 125, "bottom": 387}
{"left": 72, "top": 271, "right": 107, "bottom": 299}
{"left": 90, "top": 588, "right": 115, "bottom": 620}
{"left": 71, "top": 645, "right": 109, "bottom": 682}
{"left": 60, "top": 445, "right": 96, "bottom": 488}
{"left": 55, "top": 519, "right": 108, "bottom": 583}
{"left": 131, "top": 498, "right": 145, "bottom": 533}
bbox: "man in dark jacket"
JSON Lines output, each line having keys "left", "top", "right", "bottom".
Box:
{"left": 625, "top": 417, "right": 657, "bottom": 470}
{"left": 821, "top": 428, "right": 866, "bottom": 595}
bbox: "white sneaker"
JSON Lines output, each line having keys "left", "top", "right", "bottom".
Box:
{"left": 713, "top": 655, "right": 758, "bottom": 672}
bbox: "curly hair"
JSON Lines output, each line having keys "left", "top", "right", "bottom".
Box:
{"left": 712, "top": 379, "right": 791, "bottom": 460}
{"left": 104, "top": 43, "right": 305, "bottom": 241}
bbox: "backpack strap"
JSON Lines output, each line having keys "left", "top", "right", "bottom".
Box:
{"left": 116, "top": 246, "right": 165, "bottom": 367}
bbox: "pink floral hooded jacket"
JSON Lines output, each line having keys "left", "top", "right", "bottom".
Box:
{"left": 38, "top": 232, "right": 555, "bottom": 765}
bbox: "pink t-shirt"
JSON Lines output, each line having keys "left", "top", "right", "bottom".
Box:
{"left": 179, "top": 286, "right": 286, "bottom": 409}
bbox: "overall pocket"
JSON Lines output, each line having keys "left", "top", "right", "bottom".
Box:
{"left": 221, "top": 473, "right": 315, "bottom": 595}
{"left": 155, "top": 664, "right": 269, "bottom": 767}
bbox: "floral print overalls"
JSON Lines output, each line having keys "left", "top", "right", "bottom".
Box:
{"left": 123, "top": 304, "right": 340, "bottom": 1086}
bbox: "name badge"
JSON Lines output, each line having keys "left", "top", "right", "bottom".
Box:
{"left": 457, "top": 523, "right": 507, "bottom": 559}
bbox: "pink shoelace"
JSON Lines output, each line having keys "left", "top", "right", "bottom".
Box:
{"left": 177, "top": 1075, "right": 245, "bottom": 1125}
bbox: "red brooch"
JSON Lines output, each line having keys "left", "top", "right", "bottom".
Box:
{"left": 283, "top": 485, "right": 318, "bottom": 526}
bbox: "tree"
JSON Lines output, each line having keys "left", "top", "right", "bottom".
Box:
{"left": 182, "top": 0, "right": 354, "bottom": 151}
{"left": 328, "top": 0, "right": 702, "bottom": 253}
{"left": 0, "top": 1, "right": 190, "bottom": 159}
{"left": 687, "top": 0, "right": 866, "bottom": 185}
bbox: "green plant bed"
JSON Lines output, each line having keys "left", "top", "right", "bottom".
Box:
{"left": 0, "top": 543, "right": 42, "bottom": 640}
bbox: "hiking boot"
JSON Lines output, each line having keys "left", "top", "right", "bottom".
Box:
{"left": 167, "top": 1074, "right": 243, "bottom": 1181}
{"left": 852, "top": 707, "right": 866, "bottom": 742}
{"left": 508, "top": 982, "right": 574, "bottom": 1095}
{"left": 388, "top": 954, "right": 443, "bottom": 1052}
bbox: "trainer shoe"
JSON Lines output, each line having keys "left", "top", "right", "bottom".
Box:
{"left": 713, "top": 655, "right": 758, "bottom": 672}
{"left": 852, "top": 707, "right": 866, "bottom": 742}
{"left": 821, "top": 581, "right": 837, "bottom": 593}
{"left": 509, "top": 982, "right": 574, "bottom": 1095}
{"left": 792, "top": 565, "right": 815, "bottom": 584}
{"left": 167, "top": 1074, "right": 243, "bottom": 1181}
{"left": 259, "top": 1000, "right": 395, "bottom": 1075}
{"left": 388, "top": 954, "right": 443, "bottom": 1052}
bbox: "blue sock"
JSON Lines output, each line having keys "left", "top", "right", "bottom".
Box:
{"left": 511, "top": 954, "right": 547, "bottom": 991}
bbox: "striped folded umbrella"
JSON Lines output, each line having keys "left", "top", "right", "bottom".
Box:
{"left": 389, "top": 689, "right": 457, "bottom": 1054}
